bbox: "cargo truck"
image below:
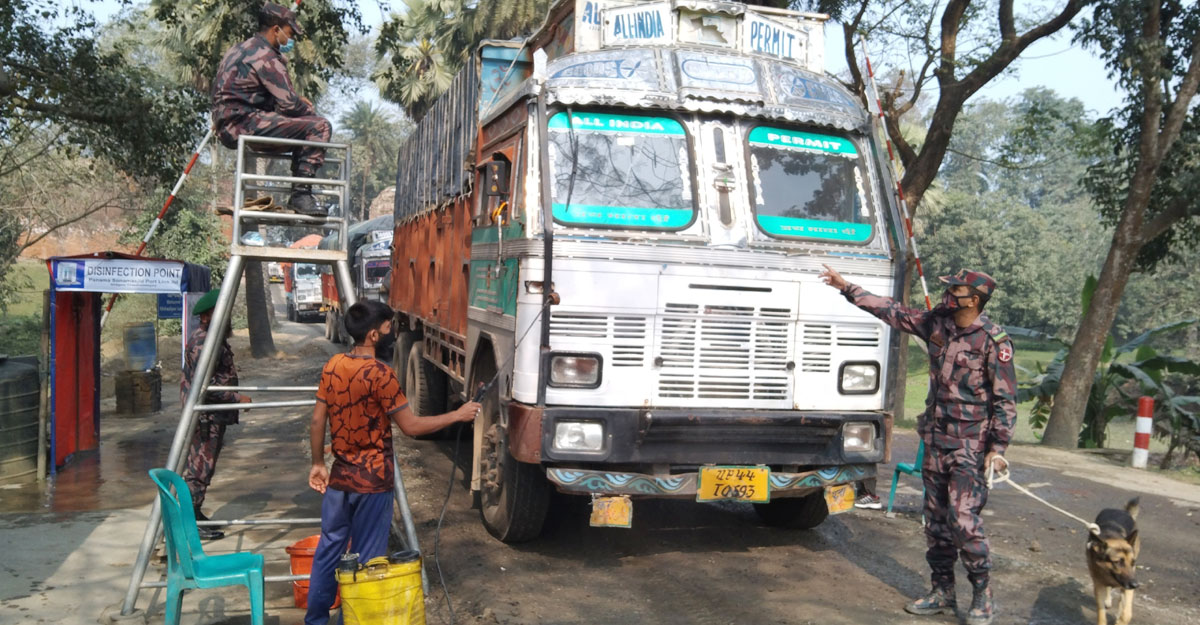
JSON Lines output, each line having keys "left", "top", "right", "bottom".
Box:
{"left": 387, "top": 0, "right": 908, "bottom": 542}
{"left": 320, "top": 215, "right": 395, "bottom": 343}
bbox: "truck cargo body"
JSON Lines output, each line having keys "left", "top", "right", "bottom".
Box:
{"left": 388, "top": 0, "right": 908, "bottom": 541}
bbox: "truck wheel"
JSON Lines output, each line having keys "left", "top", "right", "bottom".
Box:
{"left": 475, "top": 359, "right": 550, "bottom": 543}
{"left": 392, "top": 331, "right": 416, "bottom": 380}
{"left": 405, "top": 340, "right": 445, "bottom": 417}
{"left": 330, "top": 311, "right": 345, "bottom": 344}
{"left": 753, "top": 492, "right": 829, "bottom": 529}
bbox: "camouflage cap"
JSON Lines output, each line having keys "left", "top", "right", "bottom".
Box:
{"left": 939, "top": 269, "right": 997, "bottom": 297}
{"left": 261, "top": 2, "right": 304, "bottom": 37}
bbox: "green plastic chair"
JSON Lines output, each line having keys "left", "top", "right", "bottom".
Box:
{"left": 148, "top": 468, "right": 265, "bottom": 625}
{"left": 886, "top": 440, "right": 926, "bottom": 515}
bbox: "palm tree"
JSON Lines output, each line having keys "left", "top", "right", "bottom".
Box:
{"left": 340, "top": 101, "right": 403, "bottom": 220}
{"left": 374, "top": 0, "right": 552, "bottom": 120}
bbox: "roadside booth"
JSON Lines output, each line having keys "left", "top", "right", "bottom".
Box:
{"left": 45, "top": 252, "right": 210, "bottom": 473}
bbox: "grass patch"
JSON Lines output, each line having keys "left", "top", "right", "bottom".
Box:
{"left": 4, "top": 260, "right": 50, "bottom": 317}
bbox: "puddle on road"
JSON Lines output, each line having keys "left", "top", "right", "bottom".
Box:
{"left": 0, "top": 435, "right": 167, "bottom": 515}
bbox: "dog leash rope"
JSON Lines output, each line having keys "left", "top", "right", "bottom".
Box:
{"left": 987, "top": 463, "right": 1102, "bottom": 534}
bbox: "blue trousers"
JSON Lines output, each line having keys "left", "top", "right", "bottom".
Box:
{"left": 305, "top": 488, "right": 393, "bottom": 625}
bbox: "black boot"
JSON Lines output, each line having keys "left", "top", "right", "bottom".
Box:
{"left": 193, "top": 507, "right": 225, "bottom": 541}
{"left": 965, "top": 578, "right": 995, "bottom": 625}
{"left": 287, "top": 182, "right": 325, "bottom": 216}
{"left": 904, "top": 584, "right": 956, "bottom": 616}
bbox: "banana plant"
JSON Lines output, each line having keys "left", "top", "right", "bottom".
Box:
{"left": 1011, "top": 276, "right": 1200, "bottom": 449}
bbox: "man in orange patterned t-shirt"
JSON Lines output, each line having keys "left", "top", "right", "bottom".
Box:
{"left": 304, "top": 301, "right": 479, "bottom": 625}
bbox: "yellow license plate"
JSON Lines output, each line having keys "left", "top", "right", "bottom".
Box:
{"left": 589, "top": 495, "right": 633, "bottom": 528}
{"left": 697, "top": 466, "right": 770, "bottom": 503}
{"left": 825, "top": 484, "right": 856, "bottom": 515}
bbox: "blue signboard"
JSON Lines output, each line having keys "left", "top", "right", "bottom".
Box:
{"left": 157, "top": 293, "right": 184, "bottom": 319}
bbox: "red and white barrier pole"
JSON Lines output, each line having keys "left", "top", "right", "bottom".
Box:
{"left": 100, "top": 127, "right": 214, "bottom": 329}
{"left": 1132, "top": 396, "right": 1154, "bottom": 469}
{"left": 860, "top": 41, "right": 933, "bottom": 311}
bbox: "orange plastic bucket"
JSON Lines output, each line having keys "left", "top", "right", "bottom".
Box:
{"left": 286, "top": 535, "right": 341, "bottom": 610}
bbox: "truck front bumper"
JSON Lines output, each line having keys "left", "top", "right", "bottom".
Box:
{"left": 507, "top": 403, "right": 890, "bottom": 470}
{"left": 545, "top": 463, "right": 875, "bottom": 499}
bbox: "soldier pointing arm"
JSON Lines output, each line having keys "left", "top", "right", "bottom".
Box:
{"left": 820, "top": 264, "right": 1017, "bottom": 625}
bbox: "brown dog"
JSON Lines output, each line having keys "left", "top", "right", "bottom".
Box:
{"left": 1087, "top": 497, "right": 1141, "bottom": 625}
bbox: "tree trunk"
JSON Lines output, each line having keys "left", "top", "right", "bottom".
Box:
{"left": 1042, "top": 174, "right": 1154, "bottom": 447}
{"left": 244, "top": 258, "right": 277, "bottom": 358}
{"left": 243, "top": 156, "right": 276, "bottom": 357}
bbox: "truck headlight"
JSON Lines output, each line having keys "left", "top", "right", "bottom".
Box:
{"left": 553, "top": 420, "right": 605, "bottom": 452}
{"left": 548, "top": 353, "right": 601, "bottom": 388}
{"left": 843, "top": 423, "right": 875, "bottom": 453}
{"left": 838, "top": 362, "right": 880, "bottom": 394}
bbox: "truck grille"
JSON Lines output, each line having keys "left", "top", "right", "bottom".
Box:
{"left": 656, "top": 303, "right": 792, "bottom": 403}
{"left": 549, "top": 313, "right": 647, "bottom": 367}
{"left": 798, "top": 322, "right": 880, "bottom": 373}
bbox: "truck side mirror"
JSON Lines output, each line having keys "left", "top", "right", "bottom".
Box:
{"left": 483, "top": 160, "right": 510, "bottom": 198}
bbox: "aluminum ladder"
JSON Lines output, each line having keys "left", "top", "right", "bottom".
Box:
{"left": 116, "top": 136, "right": 425, "bottom": 621}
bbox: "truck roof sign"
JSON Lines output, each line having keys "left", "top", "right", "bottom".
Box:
{"left": 560, "top": 0, "right": 826, "bottom": 73}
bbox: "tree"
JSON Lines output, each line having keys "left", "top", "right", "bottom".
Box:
{"left": 149, "top": 0, "right": 365, "bottom": 98}
{"left": 1, "top": 0, "right": 206, "bottom": 184}
{"left": 816, "top": 0, "right": 1094, "bottom": 213}
{"left": 375, "top": 0, "right": 552, "bottom": 119}
{"left": 1043, "top": 0, "right": 1200, "bottom": 447}
{"left": 918, "top": 89, "right": 1107, "bottom": 336}
{"left": 339, "top": 101, "right": 405, "bottom": 220}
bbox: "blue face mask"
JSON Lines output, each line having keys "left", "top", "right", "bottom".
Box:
{"left": 279, "top": 37, "right": 295, "bottom": 54}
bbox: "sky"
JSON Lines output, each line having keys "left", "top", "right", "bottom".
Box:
{"left": 86, "top": 0, "right": 1126, "bottom": 118}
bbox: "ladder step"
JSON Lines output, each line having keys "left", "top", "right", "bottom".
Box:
{"left": 241, "top": 172, "right": 349, "bottom": 188}
{"left": 195, "top": 399, "right": 316, "bottom": 411}
{"left": 242, "top": 185, "right": 345, "bottom": 199}
{"left": 238, "top": 210, "right": 345, "bottom": 226}
{"left": 231, "top": 246, "right": 348, "bottom": 263}
{"left": 239, "top": 136, "right": 351, "bottom": 151}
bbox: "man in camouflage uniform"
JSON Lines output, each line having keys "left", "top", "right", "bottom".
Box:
{"left": 820, "top": 265, "right": 1017, "bottom": 625}
{"left": 182, "top": 289, "right": 251, "bottom": 540}
{"left": 211, "top": 2, "right": 329, "bottom": 216}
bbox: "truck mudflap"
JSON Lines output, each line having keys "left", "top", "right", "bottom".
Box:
{"left": 545, "top": 464, "right": 874, "bottom": 499}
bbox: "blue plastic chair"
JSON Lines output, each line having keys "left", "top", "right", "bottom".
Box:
{"left": 148, "top": 468, "right": 265, "bottom": 625}
{"left": 886, "top": 440, "right": 926, "bottom": 515}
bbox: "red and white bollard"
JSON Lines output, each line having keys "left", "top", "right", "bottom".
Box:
{"left": 1132, "top": 396, "right": 1154, "bottom": 469}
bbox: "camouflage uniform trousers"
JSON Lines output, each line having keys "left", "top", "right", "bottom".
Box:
{"left": 184, "top": 418, "right": 227, "bottom": 510}
{"left": 217, "top": 110, "right": 331, "bottom": 177}
{"left": 922, "top": 442, "right": 991, "bottom": 588}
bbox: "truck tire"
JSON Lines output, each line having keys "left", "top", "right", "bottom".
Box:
{"left": 475, "top": 357, "right": 550, "bottom": 543}
{"left": 392, "top": 331, "right": 417, "bottom": 381}
{"left": 753, "top": 492, "right": 829, "bottom": 529}
{"left": 405, "top": 340, "right": 445, "bottom": 417}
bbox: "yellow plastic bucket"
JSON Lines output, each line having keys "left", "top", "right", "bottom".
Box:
{"left": 335, "top": 554, "right": 425, "bottom": 625}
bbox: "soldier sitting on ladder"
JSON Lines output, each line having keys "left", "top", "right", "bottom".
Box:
{"left": 211, "top": 2, "right": 330, "bottom": 216}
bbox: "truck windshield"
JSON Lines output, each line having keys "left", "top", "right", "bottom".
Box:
{"left": 296, "top": 264, "right": 320, "bottom": 278}
{"left": 365, "top": 260, "right": 389, "bottom": 280}
{"left": 547, "top": 111, "right": 694, "bottom": 230}
{"left": 747, "top": 126, "right": 874, "bottom": 244}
